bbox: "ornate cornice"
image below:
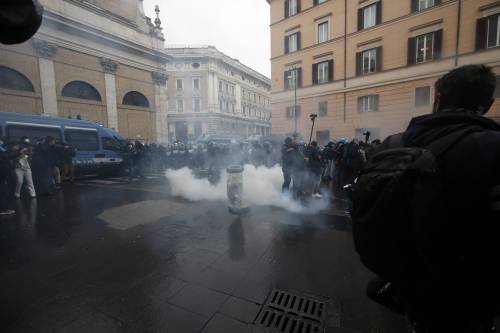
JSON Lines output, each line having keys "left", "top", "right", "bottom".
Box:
{"left": 152, "top": 71, "right": 168, "bottom": 85}
{"left": 32, "top": 39, "right": 58, "bottom": 58}
{"left": 100, "top": 58, "right": 118, "bottom": 74}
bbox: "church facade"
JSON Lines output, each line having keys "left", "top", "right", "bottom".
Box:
{"left": 0, "top": 0, "right": 170, "bottom": 143}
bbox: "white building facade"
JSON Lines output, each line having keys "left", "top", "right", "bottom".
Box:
{"left": 165, "top": 46, "right": 272, "bottom": 142}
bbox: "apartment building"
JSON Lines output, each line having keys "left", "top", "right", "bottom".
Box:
{"left": 267, "top": 0, "right": 500, "bottom": 143}
{"left": 165, "top": 46, "right": 272, "bottom": 142}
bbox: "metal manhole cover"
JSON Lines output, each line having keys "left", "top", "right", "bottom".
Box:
{"left": 255, "top": 288, "right": 327, "bottom": 333}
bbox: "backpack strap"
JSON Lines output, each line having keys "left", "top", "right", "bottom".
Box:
{"left": 425, "top": 127, "right": 483, "bottom": 158}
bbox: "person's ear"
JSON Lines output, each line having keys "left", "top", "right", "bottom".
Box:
{"left": 432, "top": 93, "right": 441, "bottom": 114}
{"left": 480, "top": 98, "right": 495, "bottom": 115}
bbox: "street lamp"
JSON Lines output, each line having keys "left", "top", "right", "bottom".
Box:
{"left": 287, "top": 66, "right": 298, "bottom": 138}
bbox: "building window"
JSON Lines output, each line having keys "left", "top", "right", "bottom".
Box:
{"left": 318, "top": 101, "right": 328, "bottom": 116}
{"left": 123, "top": 91, "right": 150, "bottom": 108}
{"left": 419, "top": 0, "right": 435, "bottom": 10}
{"left": 176, "top": 99, "right": 184, "bottom": 112}
{"left": 286, "top": 106, "right": 300, "bottom": 119}
{"left": 192, "top": 77, "right": 200, "bottom": 90}
{"left": 285, "top": 0, "right": 299, "bottom": 18}
{"left": 318, "top": 21, "right": 329, "bottom": 44}
{"left": 193, "top": 98, "right": 201, "bottom": 112}
{"left": 231, "top": 86, "right": 235, "bottom": 96}
{"left": 357, "top": 95, "right": 379, "bottom": 112}
{"left": 225, "top": 83, "right": 229, "bottom": 93}
{"left": 477, "top": 14, "right": 500, "bottom": 50}
{"left": 358, "top": 3, "right": 381, "bottom": 30}
{"left": 219, "top": 81, "right": 223, "bottom": 92}
{"left": 313, "top": 60, "right": 333, "bottom": 84}
{"left": 231, "top": 103, "right": 235, "bottom": 113}
{"left": 226, "top": 101, "right": 230, "bottom": 112}
{"left": 0, "top": 66, "right": 34, "bottom": 92}
{"left": 176, "top": 79, "right": 183, "bottom": 91}
{"left": 284, "top": 68, "right": 302, "bottom": 90}
{"left": 408, "top": 30, "right": 442, "bottom": 65}
{"left": 62, "top": 81, "right": 102, "bottom": 101}
{"left": 415, "top": 86, "right": 431, "bottom": 107}
{"left": 316, "top": 130, "right": 330, "bottom": 145}
{"left": 357, "top": 48, "right": 380, "bottom": 76}
{"left": 285, "top": 32, "right": 300, "bottom": 53}
{"left": 487, "top": 14, "right": 500, "bottom": 48}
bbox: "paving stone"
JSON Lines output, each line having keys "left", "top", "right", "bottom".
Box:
{"left": 168, "top": 284, "right": 229, "bottom": 318}
{"left": 130, "top": 302, "right": 208, "bottom": 333}
{"left": 200, "top": 313, "right": 252, "bottom": 333}
{"left": 219, "top": 296, "right": 261, "bottom": 324}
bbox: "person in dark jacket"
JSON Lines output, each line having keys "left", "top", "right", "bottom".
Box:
{"left": 281, "top": 137, "right": 294, "bottom": 192}
{"left": 306, "top": 141, "right": 323, "bottom": 198}
{"left": 372, "top": 65, "right": 500, "bottom": 333}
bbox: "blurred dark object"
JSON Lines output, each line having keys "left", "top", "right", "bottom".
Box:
{"left": 0, "top": 0, "right": 43, "bottom": 45}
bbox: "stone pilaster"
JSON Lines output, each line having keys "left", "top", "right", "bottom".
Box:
{"left": 32, "top": 39, "right": 58, "bottom": 116}
{"left": 100, "top": 58, "right": 119, "bottom": 130}
{"left": 152, "top": 71, "right": 169, "bottom": 143}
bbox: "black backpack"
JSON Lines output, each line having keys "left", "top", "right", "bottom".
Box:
{"left": 351, "top": 128, "right": 481, "bottom": 284}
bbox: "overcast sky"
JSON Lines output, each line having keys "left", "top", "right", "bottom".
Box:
{"left": 142, "top": 0, "right": 271, "bottom": 77}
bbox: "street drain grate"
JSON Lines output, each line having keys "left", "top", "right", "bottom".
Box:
{"left": 255, "top": 289, "right": 326, "bottom": 333}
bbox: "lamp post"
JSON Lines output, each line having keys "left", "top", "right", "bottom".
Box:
{"left": 287, "top": 66, "right": 298, "bottom": 138}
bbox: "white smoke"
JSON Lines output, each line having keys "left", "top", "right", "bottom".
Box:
{"left": 165, "top": 164, "right": 329, "bottom": 214}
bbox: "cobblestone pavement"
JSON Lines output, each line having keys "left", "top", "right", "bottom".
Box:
{"left": 0, "top": 175, "right": 409, "bottom": 333}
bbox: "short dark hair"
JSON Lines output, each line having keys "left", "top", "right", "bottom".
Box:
{"left": 435, "top": 64, "right": 496, "bottom": 114}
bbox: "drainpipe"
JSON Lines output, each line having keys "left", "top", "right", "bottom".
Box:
{"left": 455, "top": 0, "right": 462, "bottom": 67}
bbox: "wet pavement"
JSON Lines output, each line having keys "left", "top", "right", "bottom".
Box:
{"left": 0, "top": 175, "right": 409, "bottom": 332}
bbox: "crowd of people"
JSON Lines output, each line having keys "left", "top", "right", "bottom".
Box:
{"left": 0, "top": 136, "right": 76, "bottom": 215}
{"left": 281, "top": 136, "right": 380, "bottom": 200}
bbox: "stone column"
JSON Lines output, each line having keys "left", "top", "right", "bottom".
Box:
{"left": 100, "top": 58, "right": 119, "bottom": 130}
{"left": 152, "top": 71, "right": 169, "bottom": 144}
{"left": 32, "top": 40, "right": 58, "bottom": 116}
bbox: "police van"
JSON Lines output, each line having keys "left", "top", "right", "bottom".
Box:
{"left": 0, "top": 112, "right": 126, "bottom": 173}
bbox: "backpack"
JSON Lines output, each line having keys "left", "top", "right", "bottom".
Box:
{"left": 351, "top": 127, "right": 482, "bottom": 285}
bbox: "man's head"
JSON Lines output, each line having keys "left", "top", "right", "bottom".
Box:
{"left": 311, "top": 141, "right": 318, "bottom": 148}
{"left": 433, "top": 64, "right": 496, "bottom": 115}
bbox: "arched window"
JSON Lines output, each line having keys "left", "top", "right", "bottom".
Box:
{"left": 0, "top": 66, "right": 34, "bottom": 92}
{"left": 122, "top": 91, "right": 150, "bottom": 108}
{"left": 62, "top": 81, "right": 102, "bottom": 101}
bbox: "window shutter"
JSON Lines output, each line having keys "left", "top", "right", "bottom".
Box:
{"left": 284, "top": 71, "right": 289, "bottom": 90}
{"left": 408, "top": 37, "right": 416, "bottom": 65}
{"left": 374, "top": 95, "right": 380, "bottom": 111}
{"left": 357, "top": 97, "right": 363, "bottom": 112}
{"left": 312, "top": 63, "right": 318, "bottom": 85}
{"left": 411, "top": 0, "right": 419, "bottom": 12}
{"left": 356, "top": 51, "right": 363, "bottom": 76}
{"left": 297, "top": 32, "right": 301, "bottom": 50}
{"left": 376, "top": 46, "right": 383, "bottom": 72}
{"left": 434, "top": 29, "right": 443, "bottom": 59}
{"left": 376, "top": 1, "right": 382, "bottom": 25}
{"left": 297, "top": 68, "right": 303, "bottom": 87}
{"left": 313, "top": 0, "right": 318, "bottom": 5}
{"left": 297, "top": 0, "right": 301, "bottom": 13}
{"left": 476, "top": 18, "right": 488, "bottom": 50}
{"left": 284, "top": 35, "right": 289, "bottom": 54}
{"left": 327, "top": 60, "right": 334, "bottom": 82}
{"left": 285, "top": 0, "right": 289, "bottom": 18}
{"left": 358, "top": 8, "right": 364, "bottom": 31}
{"left": 435, "top": 0, "right": 441, "bottom": 5}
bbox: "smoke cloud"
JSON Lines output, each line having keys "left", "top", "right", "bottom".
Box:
{"left": 165, "top": 164, "right": 329, "bottom": 214}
